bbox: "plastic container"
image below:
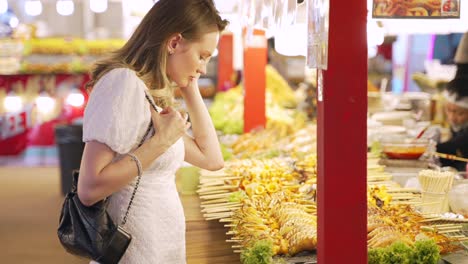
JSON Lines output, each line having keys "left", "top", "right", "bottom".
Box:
{"left": 380, "top": 136, "right": 429, "bottom": 160}
{"left": 448, "top": 181, "right": 468, "bottom": 218}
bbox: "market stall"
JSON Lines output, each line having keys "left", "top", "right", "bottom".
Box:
{"left": 0, "top": 0, "right": 467, "bottom": 263}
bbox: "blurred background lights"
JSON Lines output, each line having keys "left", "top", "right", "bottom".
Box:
{"left": 274, "top": 23, "right": 307, "bottom": 57}
{"left": 4, "top": 93, "right": 23, "bottom": 113}
{"left": 56, "top": 0, "right": 74, "bottom": 16}
{"left": 8, "top": 15, "right": 19, "bottom": 28}
{"left": 25, "top": 0, "right": 43, "bottom": 16}
{"left": 131, "top": 0, "right": 154, "bottom": 15}
{"left": 35, "top": 93, "right": 56, "bottom": 114}
{"left": 0, "top": 0, "right": 7, "bottom": 14}
{"left": 65, "top": 89, "right": 84, "bottom": 107}
{"left": 90, "top": 0, "right": 107, "bottom": 13}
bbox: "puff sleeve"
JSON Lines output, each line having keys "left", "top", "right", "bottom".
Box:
{"left": 83, "top": 68, "right": 151, "bottom": 154}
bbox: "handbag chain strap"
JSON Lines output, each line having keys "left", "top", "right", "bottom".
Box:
{"left": 121, "top": 92, "right": 158, "bottom": 226}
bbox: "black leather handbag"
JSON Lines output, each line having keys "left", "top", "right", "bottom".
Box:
{"left": 58, "top": 95, "right": 154, "bottom": 263}
{"left": 57, "top": 171, "right": 133, "bottom": 264}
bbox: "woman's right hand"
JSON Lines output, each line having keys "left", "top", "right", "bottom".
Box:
{"left": 150, "top": 106, "right": 191, "bottom": 146}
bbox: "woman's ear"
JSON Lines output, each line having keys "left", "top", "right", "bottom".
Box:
{"left": 167, "top": 34, "right": 183, "bottom": 54}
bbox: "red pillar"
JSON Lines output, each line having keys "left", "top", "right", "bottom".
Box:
{"left": 243, "top": 30, "right": 267, "bottom": 133}
{"left": 217, "top": 33, "right": 234, "bottom": 91}
{"left": 317, "top": 0, "right": 367, "bottom": 263}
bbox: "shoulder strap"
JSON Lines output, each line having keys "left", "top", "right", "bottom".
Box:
{"left": 120, "top": 92, "right": 158, "bottom": 226}
{"left": 144, "top": 91, "right": 160, "bottom": 112}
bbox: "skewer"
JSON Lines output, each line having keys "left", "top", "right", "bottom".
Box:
{"left": 390, "top": 195, "right": 420, "bottom": 199}
{"left": 386, "top": 188, "right": 421, "bottom": 193}
{"left": 201, "top": 203, "right": 242, "bottom": 210}
{"left": 204, "top": 211, "right": 233, "bottom": 217}
{"left": 203, "top": 206, "right": 241, "bottom": 213}
{"left": 219, "top": 218, "right": 235, "bottom": 222}
{"left": 199, "top": 192, "right": 232, "bottom": 200}
{"left": 390, "top": 201, "right": 422, "bottom": 205}
{"left": 430, "top": 224, "right": 463, "bottom": 228}
{"left": 199, "top": 176, "right": 242, "bottom": 182}
{"left": 201, "top": 202, "right": 241, "bottom": 208}
{"left": 447, "top": 235, "right": 465, "bottom": 239}
{"left": 419, "top": 217, "right": 442, "bottom": 222}
{"left": 198, "top": 181, "right": 226, "bottom": 187}
{"left": 438, "top": 229, "right": 463, "bottom": 234}
{"left": 197, "top": 185, "right": 238, "bottom": 193}
{"left": 434, "top": 152, "right": 468, "bottom": 162}
{"left": 197, "top": 190, "right": 230, "bottom": 195}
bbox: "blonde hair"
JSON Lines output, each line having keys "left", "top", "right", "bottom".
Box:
{"left": 87, "top": 0, "right": 228, "bottom": 108}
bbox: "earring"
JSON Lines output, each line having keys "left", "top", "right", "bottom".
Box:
{"left": 169, "top": 50, "right": 174, "bottom": 55}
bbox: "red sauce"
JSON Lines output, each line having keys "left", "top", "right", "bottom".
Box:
{"left": 384, "top": 152, "right": 424, "bottom": 159}
{"left": 383, "top": 146, "right": 426, "bottom": 160}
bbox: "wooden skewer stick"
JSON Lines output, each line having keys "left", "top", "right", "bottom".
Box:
{"left": 197, "top": 185, "right": 238, "bottom": 193}
{"left": 391, "top": 195, "right": 420, "bottom": 199}
{"left": 201, "top": 202, "right": 241, "bottom": 209}
{"left": 219, "top": 218, "right": 235, "bottom": 222}
{"left": 200, "top": 198, "right": 228, "bottom": 205}
{"left": 204, "top": 212, "right": 233, "bottom": 218}
{"left": 203, "top": 205, "right": 241, "bottom": 213}
{"left": 203, "top": 207, "right": 241, "bottom": 213}
{"left": 426, "top": 223, "right": 461, "bottom": 228}
{"left": 199, "top": 174, "right": 239, "bottom": 179}
{"left": 206, "top": 216, "right": 224, "bottom": 221}
{"left": 447, "top": 235, "right": 465, "bottom": 239}
{"left": 435, "top": 225, "right": 463, "bottom": 230}
{"left": 386, "top": 188, "right": 421, "bottom": 193}
{"left": 201, "top": 206, "right": 241, "bottom": 213}
{"left": 197, "top": 190, "right": 230, "bottom": 196}
{"left": 199, "top": 176, "right": 241, "bottom": 182}
{"left": 198, "top": 181, "right": 226, "bottom": 187}
{"left": 200, "top": 203, "right": 238, "bottom": 208}
{"left": 419, "top": 218, "right": 442, "bottom": 222}
{"left": 199, "top": 192, "right": 232, "bottom": 200}
{"left": 434, "top": 152, "right": 468, "bottom": 162}
{"left": 438, "top": 229, "right": 462, "bottom": 234}
{"left": 392, "top": 193, "right": 421, "bottom": 197}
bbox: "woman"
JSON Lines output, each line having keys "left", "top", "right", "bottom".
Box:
{"left": 77, "top": 0, "right": 227, "bottom": 262}
{"left": 436, "top": 77, "right": 468, "bottom": 171}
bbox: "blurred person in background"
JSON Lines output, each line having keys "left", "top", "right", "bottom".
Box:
{"left": 436, "top": 76, "right": 468, "bottom": 171}
{"left": 435, "top": 31, "right": 468, "bottom": 172}
{"left": 76, "top": 0, "right": 227, "bottom": 263}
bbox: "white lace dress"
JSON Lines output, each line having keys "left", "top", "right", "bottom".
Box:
{"left": 83, "top": 68, "right": 186, "bottom": 264}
